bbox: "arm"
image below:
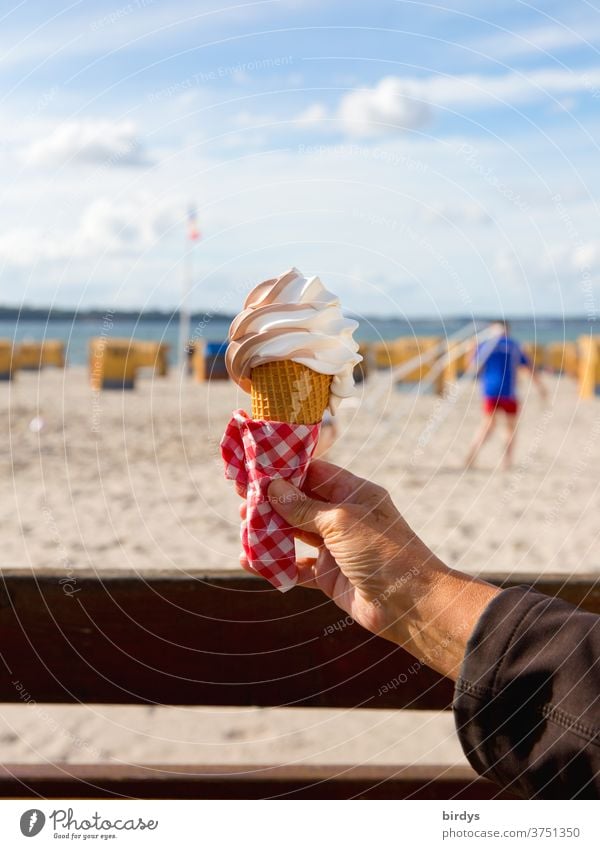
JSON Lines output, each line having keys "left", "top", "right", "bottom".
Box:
{"left": 253, "top": 461, "right": 501, "bottom": 679}
{"left": 246, "top": 460, "right": 600, "bottom": 798}
{"left": 455, "top": 587, "right": 600, "bottom": 798}
{"left": 530, "top": 367, "right": 548, "bottom": 400}
{"left": 521, "top": 349, "right": 547, "bottom": 401}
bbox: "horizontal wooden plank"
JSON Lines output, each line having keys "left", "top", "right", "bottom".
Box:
{"left": 0, "top": 762, "right": 516, "bottom": 800}
{"left": 0, "top": 570, "right": 597, "bottom": 709}
{"left": 0, "top": 571, "right": 450, "bottom": 709}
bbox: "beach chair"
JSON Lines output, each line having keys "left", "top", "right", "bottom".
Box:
{"left": 41, "top": 340, "right": 66, "bottom": 368}
{"left": 89, "top": 338, "right": 138, "bottom": 390}
{"left": 188, "top": 340, "right": 206, "bottom": 381}
{"left": 133, "top": 341, "right": 171, "bottom": 376}
{"left": 353, "top": 343, "right": 371, "bottom": 384}
{"left": 522, "top": 342, "right": 545, "bottom": 371}
{"left": 14, "top": 341, "right": 45, "bottom": 370}
{"left": 0, "top": 340, "right": 13, "bottom": 380}
{"left": 0, "top": 568, "right": 596, "bottom": 800}
{"left": 203, "top": 341, "right": 229, "bottom": 380}
{"left": 545, "top": 342, "right": 578, "bottom": 377}
{"left": 441, "top": 342, "right": 470, "bottom": 390}
{"left": 578, "top": 336, "right": 600, "bottom": 398}
{"left": 371, "top": 337, "right": 443, "bottom": 392}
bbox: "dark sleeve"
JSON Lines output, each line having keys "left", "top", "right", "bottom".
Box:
{"left": 453, "top": 586, "right": 600, "bottom": 799}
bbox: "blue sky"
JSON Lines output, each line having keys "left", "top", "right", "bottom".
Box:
{"left": 1, "top": 0, "right": 599, "bottom": 316}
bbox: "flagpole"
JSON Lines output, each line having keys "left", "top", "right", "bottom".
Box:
{"left": 179, "top": 230, "right": 192, "bottom": 372}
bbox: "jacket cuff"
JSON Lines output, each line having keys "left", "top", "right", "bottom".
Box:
{"left": 454, "top": 587, "right": 564, "bottom": 797}
{"left": 453, "top": 584, "right": 600, "bottom": 799}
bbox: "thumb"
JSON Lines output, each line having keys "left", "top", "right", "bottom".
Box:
{"left": 268, "top": 478, "right": 336, "bottom": 535}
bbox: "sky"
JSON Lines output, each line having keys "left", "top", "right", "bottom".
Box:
{"left": 1, "top": 0, "right": 599, "bottom": 317}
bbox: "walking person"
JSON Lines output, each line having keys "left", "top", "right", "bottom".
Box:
{"left": 465, "top": 322, "right": 546, "bottom": 470}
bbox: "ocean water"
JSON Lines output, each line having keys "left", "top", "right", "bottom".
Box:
{"left": 0, "top": 316, "right": 595, "bottom": 366}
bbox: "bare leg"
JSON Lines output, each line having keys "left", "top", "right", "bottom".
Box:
{"left": 502, "top": 413, "right": 518, "bottom": 470}
{"left": 465, "top": 412, "right": 496, "bottom": 469}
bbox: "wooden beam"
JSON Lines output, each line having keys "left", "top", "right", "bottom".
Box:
{"left": 0, "top": 570, "right": 597, "bottom": 709}
{"left": 0, "top": 763, "right": 516, "bottom": 800}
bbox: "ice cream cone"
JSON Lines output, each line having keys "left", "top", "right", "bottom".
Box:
{"left": 251, "top": 360, "right": 331, "bottom": 424}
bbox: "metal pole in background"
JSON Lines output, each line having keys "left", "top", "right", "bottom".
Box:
{"left": 179, "top": 210, "right": 196, "bottom": 373}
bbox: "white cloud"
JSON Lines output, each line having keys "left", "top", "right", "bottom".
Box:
{"left": 296, "top": 103, "right": 328, "bottom": 125}
{"left": 493, "top": 249, "right": 524, "bottom": 284}
{"left": 476, "top": 22, "right": 600, "bottom": 58}
{"left": 79, "top": 197, "right": 162, "bottom": 253}
{"left": 540, "top": 240, "right": 599, "bottom": 277}
{"left": 1, "top": 112, "right": 597, "bottom": 314}
{"left": 338, "top": 77, "right": 431, "bottom": 137}
{"left": 21, "top": 120, "right": 148, "bottom": 168}
{"left": 0, "top": 196, "right": 178, "bottom": 267}
{"left": 296, "top": 67, "right": 600, "bottom": 138}
{"left": 573, "top": 242, "right": 599, "bottom": 268}
{"left": 0, "top": 227, "right": 71, "bottom": 266}
{"left": 419, "top": 201, "right": 492, "bottom": 227}
{"left": 419, "top": 67, "right": 600, "bottom": 108}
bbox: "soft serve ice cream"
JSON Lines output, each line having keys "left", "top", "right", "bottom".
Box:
{"left": 226, "top": 268, "right": 361, "bottom": 413}
{"left": 221, "top": 268, "right": 361, "bottom": 590}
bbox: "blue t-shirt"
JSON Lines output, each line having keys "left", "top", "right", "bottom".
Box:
{"left": 476, "top": 336, "right": 529, "bottom": 399}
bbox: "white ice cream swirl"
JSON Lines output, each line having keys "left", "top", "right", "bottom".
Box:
{"left": 226, "top": 268, "right": 361, "bottom": 413}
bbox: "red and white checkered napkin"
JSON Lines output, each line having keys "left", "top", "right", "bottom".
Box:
{"left": 220, "top": 410, "right": 320, "bottom": 592}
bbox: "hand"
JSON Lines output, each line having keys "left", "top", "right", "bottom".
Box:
{"left": 238, "top": 459, "right": 499, "bottom": 678}
{"left": 240, "top": 460, "right": 447, "bottom": 647}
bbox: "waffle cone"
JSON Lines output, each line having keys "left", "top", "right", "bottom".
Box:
{"left": 251, "top": 360, "right": 331, "bottom": 424}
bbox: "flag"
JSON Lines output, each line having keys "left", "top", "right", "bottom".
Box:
{"left": 187, "top": 206, "right": 201, "bottom": 241}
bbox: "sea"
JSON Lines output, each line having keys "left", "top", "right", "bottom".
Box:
{"left": 0, "top": 316, "right": 596, "bottom": 366}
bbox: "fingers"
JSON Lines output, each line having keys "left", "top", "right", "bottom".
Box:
{"left": 238, "top": 552, "right": 320, "bottom": 591}
{"left": 268, "top": 478, "right": 339, "bottom": 535}
{"left": 238, "top": 459, "right": 387, "bottom": 514}
{"left": 240, "top": 490, "right": 321, "bottom": 546}
{"left": 238, "top": 551, "right": 254, "bottom": 575}
{"left": 303, "top": 459, "right": 388, "bottom": 506}
{"left": 291, "top": 527, "right": 323, "bottom": 548}
{"left": 295, "top": 557, "right": 320, "bottom": 590}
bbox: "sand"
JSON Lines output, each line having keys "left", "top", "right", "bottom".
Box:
{"left": 2, "top": 366, "right": 599, "bottom": 575}
{"left": 0, "top": 365, "right": 599, "bottom": 770}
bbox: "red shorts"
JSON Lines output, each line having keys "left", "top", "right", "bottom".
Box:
{"left": 483, "top": 396, "right": 518, "bottom": 415}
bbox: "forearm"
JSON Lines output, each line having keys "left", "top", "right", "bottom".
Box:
{"left": 529, "top": 367, "right": 546, "bottom": 397}
{"left": 384, "top": 555, "right": 500, "bottom": 680}
{"left": 265, "top": 466, "right": 502, "bottom": 683}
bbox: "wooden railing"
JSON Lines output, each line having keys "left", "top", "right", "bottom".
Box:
{"left": 0, "top": 569, "right": 598, "bottom": 799}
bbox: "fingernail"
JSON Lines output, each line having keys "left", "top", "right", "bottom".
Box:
{"left": 268, "top": 478, "right": 295, "bottom": 501}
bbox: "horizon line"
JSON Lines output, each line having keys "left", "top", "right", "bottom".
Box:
{"left": 0, "top": 306, "right": 597, "bottom": 322}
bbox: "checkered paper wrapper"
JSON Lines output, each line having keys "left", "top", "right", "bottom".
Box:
{"left": 220, "top": 410, "right": 320, "bottom": 592}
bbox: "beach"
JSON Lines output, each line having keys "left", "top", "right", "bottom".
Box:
{"left": 2, "top": 366, "right": 599, "bottom": 575}
{"left": 1, "top": 365, "right": 599, "bottom": 767}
